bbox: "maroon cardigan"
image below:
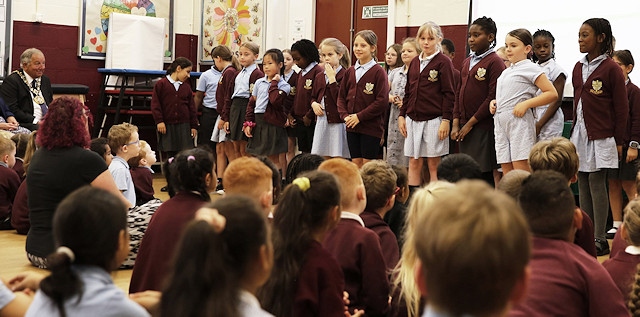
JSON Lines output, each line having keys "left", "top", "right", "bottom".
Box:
{"left": 400, "top": 52, "right": 455, "bottom": 121}
{"left": 245, "top": 79, "right": 289, "bottom": 127}
{"left": 292, "top": 64, "right": 324, "bottom": 121}
{"left": 626, "top": 81, "right": 640, "bottom": 143}
{"left": 11, "top": 180, "right": 28, "bottom": 234}
{"left": 311, "top": 68, "right": 346, "bottom": 123}
{"left": 571, "top": 57, "right": 629, "bottom": 144}
{"left": 222, "top": 68, "right": 264, "bottom": 122}
{"left": 130, "top": 166, "right": 155, "bottom": 205}
{"left": 337, "top": 64, "right": 390, "bottom": 139}
{"left": 0, "top": 166, "right": 20, "bottom": 220}
{"left": 360, "top": 210, "right": 400, "bottom": 271}
{"left": 453, "top": 52, "right": 506, "bottom": 131}
{"left": 150, "top": 77, "right": 198, "bottom": 129}
{"left": 283, "top": 71, "right": 299, "bottom": 115}
{"left": 216, "top": 66, "right": 238, "bottom": 122}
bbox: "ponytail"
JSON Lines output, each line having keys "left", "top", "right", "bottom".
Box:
{"left": 629, "top": 263, "right": 640, "bottom": 316}
{"left": 160, "top": 196, "right": 268, "bottom": 317}
{"left": 259, "top": 171, "right": 340, "bottom": 316}
{"left": 40, "top": 249, "right": 80, "bottom": 317}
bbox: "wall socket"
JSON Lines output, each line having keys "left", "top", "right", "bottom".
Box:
{"left": 34, "top": 13, "right": 44, "bottom": 23}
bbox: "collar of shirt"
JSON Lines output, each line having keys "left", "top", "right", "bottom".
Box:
{"left": 284, "top": 69, "right": 295, "bottom": 82}
{"left": 340, "top": 211, "right": 365, "bottom": 227}
{"left": 579, "top": 53, "right": 607, "bottom": 66}
{"left": 301, "top": 62, "right": 318, "bottom": 76}
{"left": 143, "top": 166, "right": 155, "bottom": 173}
{"left": 0, "top": 162, "right": 7, "bottom": 168}
{"left": 510, "top": 58, "right": 531, "bottom": 68}
{"left": 470, "top": 49, "right": 492, "bottom": 63}
{"left": 355, "top": 58, "right": 377, "bottom": 71}
{"left": 208, "top": 67, "right": 222, "bottom": 75}
{"left": 626, "top": 245, "right": 640, "bottom": 255}
{"left": 242, "top": 63, "right": 258, "bottom": 74}
{"left": 626, "top": 79, "right": 630, "bottom": 85}
{"left": 24, "top": 71, "right": 36, "bottom": 87}
{"left": 166, "top": 74, "right": 182, "bottom": 85}
{"left": 423, "top": 305, "right": 476, "bottom": 317}
{"left": 112, "top": 155, "right": 130, "bottom": 169}
{"left": 539, "top": 58, "right": 553, "bottom": 68}
{"left": 420, "top": 51, "right": 439, "bottom": 64}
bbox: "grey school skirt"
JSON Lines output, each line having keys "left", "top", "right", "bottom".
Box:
{"left": 229, "top": 97, "right": 249, "bottom": 141}
{"left": 158, "top": 122, "right": 193, "bottom": 152}
{"left": 247, "top": 113, "right": 288, "bottom": 156}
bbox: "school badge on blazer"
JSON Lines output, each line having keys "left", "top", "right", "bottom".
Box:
{"left": 475, "top": 68, "right": 487, "bottom": 81}
{"left": 290, "top": 87, "right": 297, "bottom": 95}
{"left": 250, "top": 83, "right": 255, "bottom": 94}
{"left": 304, "top": 79, "right": 313, "bottom": 90}
{"left": 364, "top": 82, "right": 374, "bottom": 95}
{"left": 590, "top": 80, "right": 603, "bottom": 95}
{"left": 428, "top": 70, "right": 439, "bottom": 82}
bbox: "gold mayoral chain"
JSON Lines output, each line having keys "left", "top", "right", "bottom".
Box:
{"left": 15, "top": 70, "right": 45, "bottom": 105}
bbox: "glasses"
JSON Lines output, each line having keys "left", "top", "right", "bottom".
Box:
{"left": 125, "top": 139, "right": 140, "bottom": 146}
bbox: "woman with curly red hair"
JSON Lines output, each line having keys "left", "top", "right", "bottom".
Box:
{"left": 26, "top": 96, "right": 129, "bottom": 268}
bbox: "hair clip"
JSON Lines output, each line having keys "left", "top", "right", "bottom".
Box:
{"left": 168, "top": 157, "right": 174, "bottom": 164}
{"left": 195, "top": 207, "right": 227, "bottom": 233}
{"left": 57, "top": 246, "right": 75, "bottom": 263}
{"left": 187, "top": 155, "right": 196, "bottom": 161}
{"left": 292, "top": 177, "right": 311, "bottom": 192}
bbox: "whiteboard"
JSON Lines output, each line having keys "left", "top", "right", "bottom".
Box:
{"left": 471, "top": 0, "right": 640, "bottom": 95}
{"left": 105, "top": 13, "right": 165, "bottom": 70}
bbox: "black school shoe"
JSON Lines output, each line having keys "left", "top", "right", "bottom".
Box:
{"left": 595, "top": 238, "right": 610, "bottom": 256}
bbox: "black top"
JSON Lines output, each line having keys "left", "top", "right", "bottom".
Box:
{"left": 26, "top": 147, "right": 107, "bottom": 257}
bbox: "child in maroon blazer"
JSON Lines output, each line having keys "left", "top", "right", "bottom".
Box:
{"left": 569, "top": 18, "right": 629, "bottom": 256}
{"left": 310, "top": 38, "right": 351, "bottom": 159}
{"left": 259, "top": 171, "right": 347, "bottom": 317}
{"left": 338, "top": 30, "right": 390, "bottom": 168}
{"left": 282, "top": 49, "right": 299, "bottom": 178}
{"left": 603, "top": 199, "right": 640, "bottom": 302}
{"left": 243, "top": 49, "right": 291, "bottom": 172}
{"left": 451, "top": 16, "right": 505, "bottom": 187}
{"left": 0, "top": 137, "right": 19, "bottom": 230}
{"left": 289, "top": 39, "right": 323, "bottom": 154}
{"left": 608, "top": 49, "right": 640, "bottom": 239}
{"left": 398, "top": 21, "right": 455, "bottom": 188}
{"left": 151, "top": 57, "right": 198, "bottom": 160}
{"left": 319, "top": 158, "right": 389, "bottom": 317}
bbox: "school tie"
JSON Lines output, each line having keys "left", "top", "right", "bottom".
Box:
{"left": 32, "top": 80, "right": 48, "bottom": 116}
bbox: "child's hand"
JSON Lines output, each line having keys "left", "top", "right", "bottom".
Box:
{"left": 489, "top": 100, "right": 497, "bottom": 115}
{"left": 217, "top": 120, "right": 225, "bottom": 130}
{"left": 129, "top": 291, "right": 161, "bottom": 313}
{"left": 345, "top": 309, "right": 365, "bottom": 317}
{"left": 287, "top": 115, "right": 296, "bottom": 127}
{"left": 272, "top": 74, "right": 281, "bottom": 82}
{"left": 311, "top": 102, "right": 324, "bottom": 116}
{"left": 8, "top": 271, "right": 46, "bottom": 292}
{"left": 157, "top": 122, "right": 166, "bottom": 134}
{"left": 303, "top": 116, "right": 312, "bottom": 127}
{"left": 393, "top": 96, "right": 403, "bottom": 108}
{"left": 513, "top": 102, "right": 528, "bottom": 117}
{"left": 223, "top": 121, "right": 230, "bottom": 133}
{"left": 450, "top": 123, "right": 459, "bottom": 141}
{"left": 344, "top": 114, "right": 360, "bottom": 128}
{"left": 438, "top": 120, "right": 450, "bottom": 140}
{"left": 398, "top": 116, "right": 407, "bottom": 138}
{"left": 627, "top": 147, "right": 638, "bottom": 163}
{"left": 243, "top": 126, "right": 253, "bottom": 138}
{"left": 457, "top": 123, "right": 473, "bottom": 142}
{"left": 6, "top": 116, "right": 18, "bottom": 125}
{"left": 325, "top": 64, "right": 336, "bottom": 82}
{"left": 190, "top": 129, "right": 197, "bottom": 139}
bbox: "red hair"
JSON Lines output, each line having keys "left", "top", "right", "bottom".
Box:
{"left": 37, "top": 97, "right": 90, "bottom": 150}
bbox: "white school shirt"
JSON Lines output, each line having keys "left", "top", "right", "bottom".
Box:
{"left": 232, "top": 63, "right": 258, "bottom": 98}
{"left": 355, "top": 59, "right": 377, "bottom": 83}
{"left": 239, "top": 290, "right": 274, "bottom": 317}
{"left": 535, "top": 59, "right": 567, "bottom": 139}
{"left": 166, "top": 75, "right": 183, "bottom": 91}
{"left": 196, "top": 67, "right": 222, "bottom": 109}
{"left": 301, "top": 62, "right": 318, "bottom": 77}
{"left": 252, "top": 77, "right": 291, "bottom": 114}
{"left": 570, "top": 54, "right": 617, "bottom": 172}
{"left": 495, "top": 59, "right": 544, "bottom": 114}
{"left": 419, "top": 51, "right": 439, "bottom": 72}
{"left": 108, "top": 155, "right": 136, "bottom": 207}
{"left": 0, "top": 281, "right": 15, "bottom": 311}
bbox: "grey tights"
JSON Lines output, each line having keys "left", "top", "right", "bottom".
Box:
{"left": 577, "top": 170, "right": 608, "bottom": 241}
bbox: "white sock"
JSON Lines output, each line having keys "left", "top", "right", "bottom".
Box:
{"left": 613, "top": 221, "right": 623, "bottom": 229}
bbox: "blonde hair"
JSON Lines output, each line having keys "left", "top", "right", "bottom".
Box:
{"left": 402, "top": 37, "right": 421, "bottom": 54}
{"left": 497, "top": 170, "right": 531, "bottom": 200}
{"left": 318, "top": 158, "right": 362, "bottom": 209}
{"left": 0, "top": 135, "right": 16, "bottom": 156}
{"left": 107, "top": 123, "right": 138, "bottom": 154}
{"left": 127, "top": 140, "right": 149, "bottom": 168}
{"left": 392, "top": 181, "right": 454, "bottom": 317}
{"left": 240, "top": 42, "right": 260, "bottom": 56}
{"left": 414, "top": 180, "right": 530, "bottom": 316}
{"left": 319, "top": 37, "right": 351, "bottom": 69}
{"left": 416, "top": 21, "right": 444, "bottom": 52}
{"left": 223, "top": 157, "right": 273, "bottom": 202}
{"left": 528, "top": 137, "right": 579, "bottom": 182}
{"left": 360, "top": 160, "right": 397, "bottom": 212}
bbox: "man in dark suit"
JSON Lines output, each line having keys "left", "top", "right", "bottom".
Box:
{"left": 0, "top": 48, "right": 53, "bottom": 131}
